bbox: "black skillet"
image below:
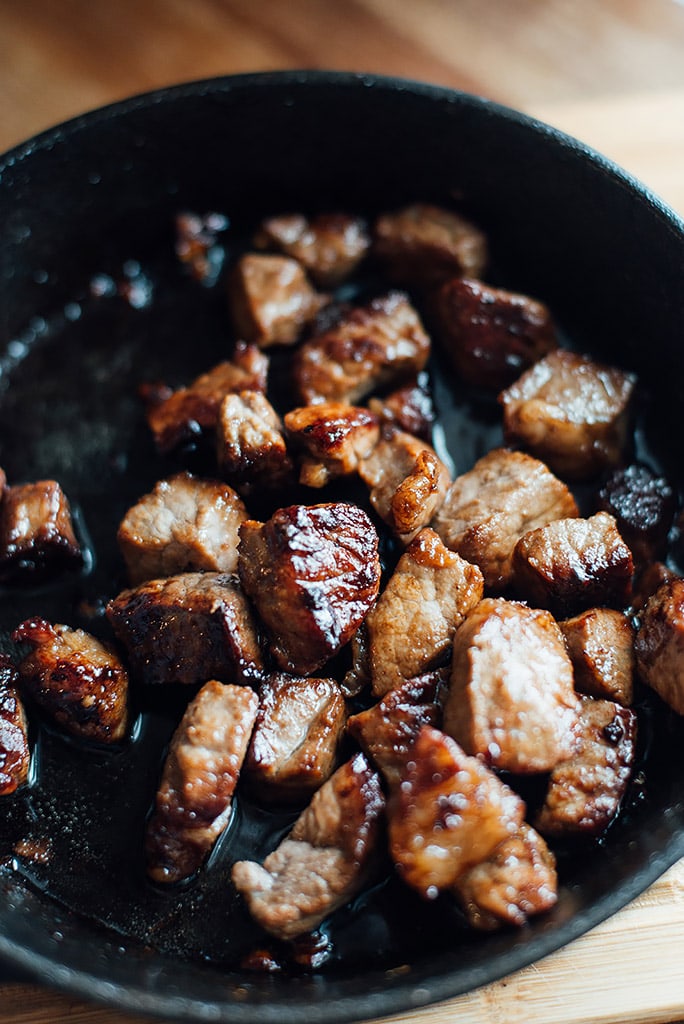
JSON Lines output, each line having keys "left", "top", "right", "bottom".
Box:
{"left": 1, "top": 71, "right": 684, "bottom": 1023}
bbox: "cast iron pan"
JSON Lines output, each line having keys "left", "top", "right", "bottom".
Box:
{"left": 1, "top": 71, "right": 684, "bottom": 1023}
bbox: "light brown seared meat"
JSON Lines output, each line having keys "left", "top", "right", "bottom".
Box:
{"left": 107, "top": 572, "right": 263, "bottom": 687}
{"left": 635, "top": 578, "right": 684, "bottom": 714}
{"left": 444, "top": 598, "right": 579, "bottom": 774}
{"left": 500, "top": 349, "right": 636, "bottom": 480}
{"left": 0, "top": 656, "right": 30, "bottom": 795}
{"left": 232, "top": 752, "right": 385, "bottom": 940}
{"left": 216, "top": 390, "right": 294, "bottom": 493}
{"left": 254, "top": 213, "right": 370, "bottom": 287}
{"left": 0, "top": 480, "right": 81, "bottom": 581}
{"left": 13, "top": 619, "right": 128, "bottom": 744}
{"left": 535, "top": 696, "right": 637, "bottom": 837}
{"left": 560, "top": 608, "right": 635, "bottom": 706}
{"left": 631, "top": 561, "right": 680, "bottom": 612}
{"left": 432, "top": 448, "right": 578, "bottom": 590}
{"left": 433, "top": 277, "right": 556, "bottom": 392}
{"left": 363, "top": 528, "right": 483, "bottom": 697}
{"left": 238, "top": 503, "right": 380, "bottom": 675}
{"left": 597, "top": 463, "right": 675, "bottom": 566}
{"left": 229, "top": 253, "right": 326, "bottom": 347}
{"left": 367, "top": 372, "right": 435, "bottom": 441}
{"left": 284, "top": 402, "right": 380, "bottom": 488}
{"left": 388, "top": 726, "right": 525, "bottom": 898}
{"left": 245, "top": 673, "right": 347, "bottom": 801}
{"left": 146, "top": 680, "right": 258, "bottom": 884}
{"left": 359, "top": 428, "right": 450, "bottom": 545}
{"left": 293, "top": 291, "right": 430, "bottom": 406}
{"left": 512, "top": 512, "right": 634, "bottom": 616}
{"left": 373, "top": 203, "right": 487, "bottom": 287}
{"left": 117, "top": 472, "right": 248, "bottom": 584}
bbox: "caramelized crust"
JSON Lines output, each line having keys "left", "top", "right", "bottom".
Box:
{"left": 216, "top": 390, "right": 294, "bottom": 492}
{"left": 229, "top": 253, "right": 325, "bottom": 347}
{"left": 367, "top": 373, "right": 435, "bottom": 441}
{"left": 635, "top": 578, "right": 684, "bottom": 714}
{"left": 597, "top": 463, "right": 675, "bottom": 566}
{"left": 254, "top": 212, "right": 370, "bottom": 287}
{"left": 0, "top": 480, "right": 81, "bottom": 580}
{"left": 373, "top": 203, "right": 487, "bottom": 286}
{"left": 284, "top": 402, "right": 380, "bottom": 488}
{"left": 560, "top": 608, "right": 635, "bottom": 706}
{"left": 0, "top": 656, "right": 30, "bottom": 795}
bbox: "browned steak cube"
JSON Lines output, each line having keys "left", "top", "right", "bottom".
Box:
{"left": 632, "top": 561, "right": 680, "bottom": 612}
{"left": 238, "top": 503, "right": 380, "bottom": 675}
{"left": 0, "top": 655, "right": 30, "bottom": 795}
{"left": 635, "top": 578, "right": 684, "bottom": 714}
{"left": 13, "top": 619, "right": 128, "bottom": 744}
{"left": 0, "top": 480, "right": 81, "bottom": 581}
{"left": 431, "top": 448, "right": 578, "bottom": 590}
{"left": 367, "top": 372, "right": 435, "bottom": 441}
{"left": 597, "top": 463, "right": 675, "bottom": 566}
{"left": 216, "top": 390, "right": 294, "bottom": 492}
{"left": 284, "top": 402, "right": 380, "bottom": 488}
{"left": 373, "top": 203, "right": 487, "bottom": 286}
{"left": 444, "top": 598, "right": 579, "bottom": 773}
{"left": 229, "top": 253, "right": 325, "bottom": 347}
{"left": 107, "top": 572, "right": 264, "bottom": 687}
{"left": 146, "top": 680, "right": 258, "bottom": 883}
{"left": 560, "top": 608, "right": 635, "bottom": 706}
{"left": 254, "top": 212, "right": 370, "bottom": 287}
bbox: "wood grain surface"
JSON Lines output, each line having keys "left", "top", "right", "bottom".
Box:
{"left": 1, "top": 2, "right": 684, "bottom": 1022}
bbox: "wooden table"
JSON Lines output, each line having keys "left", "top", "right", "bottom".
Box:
{"left": 1, "top": 2, "right": 684, "bottom": 1022}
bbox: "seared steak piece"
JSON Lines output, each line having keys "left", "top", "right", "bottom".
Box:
{"left": 284, "top": 402, "right": 380, "bottom": 488}
{"left": 216, "top": 390, "right": 294, "bottom": 492}
{"left": 229, "top": 253, "right": 325, "bottom": 347}
{"left": 632, "top": 561, "right": 680, "bottom": 612}
{"left": 434, "top": 277, "right": 556, "bottom": 391}
{"left": 367, "top": 372, "right": 435, "bottom": 441}
{"left": 444, "top": 598, "right": 579, "bottom": 774}
{"left": 117, "top": 472, "right": 248, "bottom": 584}
{"left": 245, "top": 673, "right": 346, "bottom": 801}
{"left": 432, "top": 448, "right": 578, "bottom": 590}
{"left": 500, "top": 349, "right": 636, "bottom": 480}
{"left": 238, "top": 503, "right": 380, "bottom": 675}
{"left": 293, "top": 292, "right": 430, "bottom": 406}
{"left": 232, "top": 752, "right": 385, "bottom": 940}
{"left": 107, "top": 572, "right": 263, "bottom": 687}
{"left": 13, "top": 619, "right": 128, "bottom": 744}
{"left": 512, "top": 511, "right": 634, "bottom": 616}
{"left": 373, "top": 203, "right": 487, "bottom": 286}
{"left": 363, "top": 528, "right": 483, "bottom": 696}
{"left": 535, "top": 696, "right": 637, "bottom": 837}
{"left": 144, "top": 345, "right": 269, "bottom": 454}
{"left": 0, "top": 480, "right": 81, "bottom": 581}
{"left": 388, "top": 726, "right": 524, "bottom": 898}
{"left": 359, "top": 428, "right": 450, "bottom": 544}
{"left": 0, "top": 656, "right": 30, "bottom": 795}
{"left": 254, "top": 213, "right": 370, "bottom": 287}
{"left": 635, "top": 578, "right": 684, "bottom": 714}
{"left": 146, "top": 680, "right": 258, "bottom": 884}
{"left": 560, "top": 608, "right": 635, "bottom": 706}
{"left": 597, "top": 463, "right": 675, "bottom": 566}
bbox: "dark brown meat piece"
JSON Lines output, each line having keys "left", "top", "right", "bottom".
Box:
{"left": 535, "top": 696, "right": 637, "bottom": 837}
{"left": 216, "top": 390, "right": 294, "bottom": 492}
{"left": 597, "top": 463, "right": 675, "bottom": 566}
{"left": 433, "top": 276, "right": 556, "bottom": 391}
{"left": 512, "top": 512, "right": 634, "bottom": 616}
{"left": 373, "top": 203, "right": 487, "bottom": 286}
{"left": 388, "top": 726, "right": 525, "bottom": 898}
{"left": 631, "top": 561, "right": 680, "bottom": 612}
{"left": 13, "top": 619, "right": 128, "bottom": 744}
{"left": 0, "top": 480, "right": 81, "bottom": 581}
{"left": 245, "top": 673, "right": 346, "bottom": 801}
{"left": 117, "top": 472, "right": 248, "bottom": 584}
{"left": 229, "top": 253, "right": 326, "bottom": 347}
{"left": 444, "top": 598, "right": 579, "bottom": 773}
{"left": 500, "top": 349, "right": 636, "bottom": 480}
{"left": 0, "top": 656, "right": 30, "bottom": 795}
{"left": 367, "top": 372, "right": 435, "bottom": 441}
{"left": 432, "top": 448, "right": 578, "bottom": 590}
{"left": 560, "top": 608, "right": 635, "bottom": 706}
{"left": 254, "top": 213, "right": 370, "bottom": 287}
{"left": 293, "top": 292, "right": 430, "bottom": 406}
{"left": 284, "top": 402, "right": 380, "bottom": 488}
{"left": 146, "top": 680, "right": 258, "bottom": 883}
{"left": 238, "top": 503, "right": 380, "bottom": 675}
{"left": 635, "top": 578, "right": 684, "bottom": 714}
{"left": 232, "top": 752, "right": 385, "bottom": 940}
{"left": 107, "top": 572, "right": 263, "bottom": 686}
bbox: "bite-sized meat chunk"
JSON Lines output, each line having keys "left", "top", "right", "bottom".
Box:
{"left": 284, "top": 402, "right": 380, "bottom": 488}
{"left": 432, "top": 448, "right": 578, "bottom": 590}
{"left": 293, "top": 292, "right": 430, "bottom": 406}
{"left": 453, "top": 824, "right": 557, "bottom": 930}
{"left": 107, "top": 572, "right": 263, "bottom": 687}
{"left": 444, "top": 598, "right": 580, "bottom": 773}
{"left": 597, "top": 463, "right": 675, "bottom": 566}
{"left": 512, "top": 512, "right": 634, "bottom": 616}
{"left": 535, "top": 696, "right": 637, "bottom": 837}
{"left": 13, "top": 619, "right": 128, "bottom": 744}
{"left": 146, "top": 680, "right": 258, "bottom": 884}
{"left": 175, "top": 210, "right": 228, "bottom": 286}
{"left": 500, "top": 349, "right": 636, "bottom": 480}
{"left": 0, "top": 480, "right": 81, "bottom": 581}
{"left": 635, "top": 578, "right": 684, "bottom": 714}
{"left": 631, "top": 561, "right": 680, "bottom": 612}
{"left": 560, "top": 608, "right": 635, "bottom": 706}
{"left": 117, "top": 472, "right": 248, "bottom": 584}
{"left": 367, "top": 372, "right": 435, "bottom": 441}
{"left": 232, "top": 752, "right": 385, "bottom": 940}
{"left": 216, "top": 390, "right": 294, "bottom": 492}
{"left": 144, "top": 345, "right": 269, "bottom": 454}
{"left": 254, "top": 213, "right": 370, "bottom": 287}
{"left": 245, "top": 673, "right": 347, "bottom": 801}
{"left": 363, "top": 528, "right": 483, "bottom": 696}
{"left": 359, "top": 428, "right": 450, "bottom": 544}
{"left": 373, "top": 203, "right": 487, "bottom": 287}
{"left": 0, "top": 656, "right": 30, "bottom": 795}
{"left": 238, "top": 503, "right": 380, "bottom": 675}
{"left": 433, "top": 277, "right": 556, "bottom": 392}
{"left": 388, "top": 726, "right": 525, "bottom": 898}
{"left": 341, "top": 623, "right": 371, "bottom": 697}
{"left": 229, "top": 253, "right": 326, "bottom": 348}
